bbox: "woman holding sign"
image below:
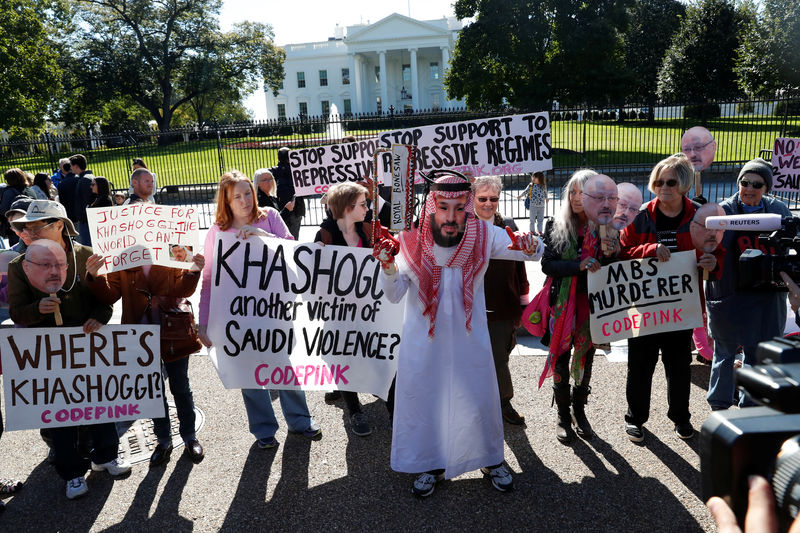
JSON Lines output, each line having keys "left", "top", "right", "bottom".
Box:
{"left": 198, "top": 171, "right": 322, "bottom": 449}
{"left": 618, "top": 153, "right": 722, "bottom": 443}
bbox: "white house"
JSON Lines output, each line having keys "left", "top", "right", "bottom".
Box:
{"left": 264, "top": 13, "right": 467, "bottom": 119}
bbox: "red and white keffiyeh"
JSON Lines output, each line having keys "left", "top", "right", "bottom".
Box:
{"left": 398, "top": 174, "right": 488, "bottom": 338}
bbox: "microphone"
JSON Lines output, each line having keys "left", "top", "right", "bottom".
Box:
{"left": 704, "top": 213, "right": 783, "bottom": 231}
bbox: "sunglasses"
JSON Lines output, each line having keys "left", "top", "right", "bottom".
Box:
{"left": 476, "top": 196, "right": 499, "bottom": 203}
{"left": 740, "top": 179, "right": 765, "bottom": 190}
{"left": 653, "top": 179, "right": 678, "bottom": 188}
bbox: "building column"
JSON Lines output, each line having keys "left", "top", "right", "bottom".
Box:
{"left": 409, "top": 48, "right": 419, "bottom": 111}
{"left": 378, "top": 50, "right": 388, "bottom": 114}
{"left": 440, "top": 46, "right": 451, "bottom": 108}
{"left": 349, "top": 53, "right": 362, "bottom": 114}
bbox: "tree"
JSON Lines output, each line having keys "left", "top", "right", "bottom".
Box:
{"left": 445, "top": 0, "right": 630, "bottom": 110}
{"left": 623, "top": 0, "right": 684, "bottom": 117}
{"left": 0, "top": 0, "right": 62, "bottom": 130}
{"left": 735, "top": 0, "right": 800, "bottom": 96}
{"left": 657, "top": 0, "right": 748, "bottom": 103}
{"left": 68, "top": 0, "right": 284, "bottom": 131}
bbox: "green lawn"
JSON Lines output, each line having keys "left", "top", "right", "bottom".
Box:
{"left": 1, "top": 114, "right": 797, "bottom": 190}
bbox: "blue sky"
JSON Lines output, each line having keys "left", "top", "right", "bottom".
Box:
{"left": 220, "top": 0, "right": 459, "bottom": 118}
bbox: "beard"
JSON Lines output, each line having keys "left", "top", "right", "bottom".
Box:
{"left": 430, "top": 215, "right": 465, "bottom": 247}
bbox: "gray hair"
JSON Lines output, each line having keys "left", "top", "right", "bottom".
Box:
{"left": 472, "top": 175, "right": 502, "bottom": 195}
{"left": 551, "top": 168, "right": 597, "bottom": 251}
{"left": 253, "top": 168, "right": 276, "bottom": 197}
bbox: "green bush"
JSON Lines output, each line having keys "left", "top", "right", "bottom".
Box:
{"left": 684, "top": 103, "right": 721, "bottom": 119}
{"left": 773, "top": 100, "right": 800, "bottom": 117}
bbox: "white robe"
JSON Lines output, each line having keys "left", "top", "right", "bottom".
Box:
{"left": 381, "top": 223, "right": 544, "bottom": 478}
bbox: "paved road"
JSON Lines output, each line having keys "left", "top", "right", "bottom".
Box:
{"left": 0, "top": 224, "right": 719, "bottom": 532}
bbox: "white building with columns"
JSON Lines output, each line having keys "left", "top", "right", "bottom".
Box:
{"left": 264, "top": 13, "right": 466, "bottom": 119}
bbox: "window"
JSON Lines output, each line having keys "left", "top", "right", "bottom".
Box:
{"left": 321, "top": 100, "right": 330, "bottom": 116}
{"left": 375, "top": 66, "right": 380, "bottom": 82}
{"left": 278, "top": 79, "right": 284, "bottom": 90}
{"left": 319, "top": 70, "right": 328, "bottom": 87}
{"left": 402, "top": 64, "right": 411, "bottom": 82}
{"left": 343, "top": 99, "right": 352, "bottom": 115}
{"left": 376, "top": 97, "right": 382, "bottom": 114}
{"left": 430, "top": 62, "right": 439, "bottom": 80}
{"left": 299, "top": 102, "right": 308, "bottom": 115}
{"left": 297, "top": 71, "right": 305, "bottom": 88}
{"left": 341, "top": 68, "right": 350, "bottom": 85}
{"left": 277, "top": 104, "right": 286, "bottom": 119}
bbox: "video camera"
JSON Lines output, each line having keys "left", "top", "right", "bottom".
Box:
{"left": 701, "top": 336, "right": 800, "bottom": 531}
{"left": 738, "top": 216, "right": 800, "bottom": 290}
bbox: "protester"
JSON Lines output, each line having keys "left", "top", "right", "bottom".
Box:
{"left": 270, "top": 147, "right": 305, "bottom": 240}
{"left": 50, "top": 158, "right": 71, "bottom": 189}
{"left": 314, "top": 182, "right": 376, "bottom": 436}
{"left": 113, "top": 191, "right": 127, "bottom": 205}
{"left": 1, "top": 169, "right": 33, "bottom": 246}
{"left": 375, "top": 172, "right": 542, "bottom": 497}
{"left": 4, "top": 196, "right": 35, "bottom": 253}
{"left": 198, "top": 171, "right": 321, "bottom": 448}
{"left": 518, "top": 171, "right": 548, "bottom": 234}
{"left": 132, "top": 158, "right": 148, "bottom": 171}
{"left": 89, "top": 177, "right": 113, "bottom": 208}
{"left": 124, "top": 168, "right": 155, "bottom": 204}
{"left": 618, "top": 153, "right": 722, "bottom": 442}
{"left": 705, "top": 157, "right": 791, "bottom": 410}
{"left": 681, "top": 126, "right": 717, "bottom": 173}
{"left": 473, "top": 175, "right": 530, "bottom": 425}
{"left": 8, "top": 236, "right": 130, "bottom": 499}
{"left": 31, "top": 173, "right": 53, "bottom": 200}
{"left": 253, "top": 168, "right": 280, "bottom": 210}
{"left": 539, "top": 170, "right": 614, "bottom": 443}
{"left": 64, "top": 154, "right": 95, "bottom": 246}
{"left": 86, "top": 245, "right": 206, "bottom": 466}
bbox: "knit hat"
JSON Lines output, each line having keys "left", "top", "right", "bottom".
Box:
{"left": 737, "top": 158, "right": 773, "bottom": 193}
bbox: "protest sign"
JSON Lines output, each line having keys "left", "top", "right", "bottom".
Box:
{"left": 772, "top": 137, "right": 800, "bottom": 192}
{"left": 0, "top": 325, "right": 164, "bottom": 431}
{"left": 87, "top": 204, "right": 200, "bottom": 273}
{"left": 390, "top": 144, "right": 413, "bottom": 231}
{"left": 206, "top": 233, "right": 402, "bottom": 399}
{"left": 378, "top": 112, "right": 553, "bottom": 177}
{"left": 587, "top": 251, "right": 703, "bottom": 343}
{"left": 289, "top": 138, "right": 392, "bottom": 196}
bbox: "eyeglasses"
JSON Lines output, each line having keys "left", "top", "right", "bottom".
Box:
{"left": 653, "top": 179, "right": 678, "bottom": 188}
{"left": 476, "top": 196, "right": 499, "bottom": 203}
{"left": 682, "top": 140, "right": 714, "bottom": 153}
{"left": 581, "top": 192, "right": 618, "bottom": 202}
{"left": 740, "top": 179, "right": 765, "bottom": 190}
{"left": 24, "top": 259, "right": 68, "bottom": 271}
{"left": 21, "top": 221, "right": 57, "bottom": 235}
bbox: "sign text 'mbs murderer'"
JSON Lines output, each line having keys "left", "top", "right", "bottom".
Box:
{"left": 206, "top": 233, "right": 402, "bottom": 399}
{"left": 587, "top": 251, "right": 703, "bottom": 343}
{"left": 0, "top": 326, "right": 164, "bottom": 431}
{"left": 379, "top": 112, "right": 553, "bottom": 177}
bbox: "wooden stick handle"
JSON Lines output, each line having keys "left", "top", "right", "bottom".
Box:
{"left": 600, "top": 224, "right": 609, "bottom": 252}
{"left": 703, "top": 270, "right": 709, "bottom": 281}
{"left": 51, "top": 293, "right": 63, "bottom": 326}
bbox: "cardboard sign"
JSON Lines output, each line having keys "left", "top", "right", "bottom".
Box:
{"left": 289, "top": 138, "right": 392, "bottom": 196}
{"left": 87, "top": 204, "right": 200, "bottom": 273}
{"left": 390, "top": 144, "right": 413, "bottom": 231}
{"left": 772, "top": 137, "right": 800, "bottom": 191}
{"left": 587, "top": 251, "right": 703, "bottom": 343}
{"left": 0, "top": 326, "right": 164, "bottom": 431}
{"left": 206, "top": 233, "right": 402, "bottom": 399}
{"left": 378, "top": 112, "right": 553, "bottom": 177}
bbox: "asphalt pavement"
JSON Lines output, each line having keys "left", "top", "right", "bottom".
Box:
{"left": 0, "top": 224, "right": 720, "bottom": 532}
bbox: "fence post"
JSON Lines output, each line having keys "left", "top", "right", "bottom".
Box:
{"left": 582, "top": 105, "right": 588, "bottom": 167}
{"left": 779, "top": 97, "right": 790, "bottom": 139}
{"left": 215, "top": 126, "right": 225, "bottom": 175}
{"left": 299, "top": 113, "right": 307, "bottom": 148}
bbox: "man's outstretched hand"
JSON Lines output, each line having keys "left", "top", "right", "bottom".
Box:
{"left": 506, "top": 227, "right": 539, "bottom": 255}
{"left": 373, "top": 224, "right": 400, "bottom": 272}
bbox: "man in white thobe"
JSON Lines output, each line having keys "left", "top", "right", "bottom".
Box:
{"left": 375, "top": 173, "right": 543, "bottom": 497}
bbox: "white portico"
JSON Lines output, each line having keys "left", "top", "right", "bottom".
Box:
{"left": 265, "top": 14, "right": 466, "bottom": 119}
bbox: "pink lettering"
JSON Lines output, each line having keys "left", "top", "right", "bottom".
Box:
{"left": 673, "top": 308, "right": 683, "bottom": 322}
{"left": 334, "top": 365, "right": 350, "bottom": 385}
{"left": 255, "top": 364, "right": 270, "bottom": 386}
{"left": 41, "top": 410, "right": 52, "bottom": 423}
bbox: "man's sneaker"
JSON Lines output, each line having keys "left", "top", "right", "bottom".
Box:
{"left": 411, "top": 472, "right": 443, "bottom": 497}
{"left": 480, "top": 464, "right": 514, "bottom": 492}
{"left": 66, "top": 476, "right": 88, "bottom": 500}
{"left": 674, "top": 422, "right": 695, "bottom": 440}
{"left": 257, "top": 436, "right": 279, "bottom": 449}
{"left": 626, "top": 423, "right": 644, "bottom": 443}
{"left": 350, "top": 412, "right": 372, "bottom": 436}
{"left": 291, "top": 422, "right": 322, "bottom": 440}
{"left": 91, "top": 457, "right": 132, "bottom": 476}
{"left": 324, "top": 391, "right": 341, "bottom": 404}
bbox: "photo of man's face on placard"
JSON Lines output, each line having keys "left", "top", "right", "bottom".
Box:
{"left": 581, "top": 174, "right": 618, "bottom": 225}
{"left": 611, "top": 183, "right": 644, "bottom": 231}
{"left": 21, "top": 239, "right": 67, "bottom": 293}
{"left": 681, "top": 126, "right": 717, "bottom": 172}
{"left": 690, "top": 203, "right": 725, "bottom": 252}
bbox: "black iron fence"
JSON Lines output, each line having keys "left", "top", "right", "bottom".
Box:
{"left": 1, "top": 97, "right": 798, "bottom": 228}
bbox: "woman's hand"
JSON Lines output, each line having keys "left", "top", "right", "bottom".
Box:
{"left": 656, "top": 244, "right": 671, "bottom": 262}
{"left": 580, "top": 257, "right": 601, "bottom": 273}
{"left": 698, "top": 252, "right": 717, "bottom": 272}
{"left": 85, "top": 254, "right": 106, "bottom": 278}
{"left": 198, "top": 325, "right": 212, "bottom": 347}
{"left": 601, "top": 235, "right": 618, "bottom": 257}
{"left": 285, "top": 199, "right": 295, "bottom": 212}
{"left": 236, "top": 225, "right": 271, "bottom": 240}
{"left": 38, "top": 295, "right": 61, "bottom": 315}
{"left": 82, "top": 318, "right": 103, "bottom": 333}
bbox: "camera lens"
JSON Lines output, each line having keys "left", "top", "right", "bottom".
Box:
{"left": 773, "top": 435, "right": 800, "bottom": 523}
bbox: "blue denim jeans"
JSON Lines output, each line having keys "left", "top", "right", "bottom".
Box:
{"left": 241, "top": 388, "right": 314, "bottom": 440}
{"left": 707, "top": 338, "right": 758, "bottom": 409}
{"left": 153, "top": 357, "right": 196, "bottom": 445}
